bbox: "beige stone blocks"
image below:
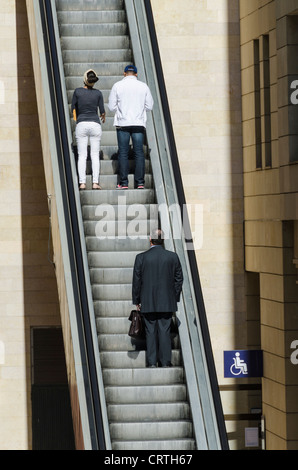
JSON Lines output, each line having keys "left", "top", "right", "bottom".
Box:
{"left": 240, "top": 0, "right": 298, "bottom": 450}
{"left": 0, "top": 1, "right": 61, "bottom": 450}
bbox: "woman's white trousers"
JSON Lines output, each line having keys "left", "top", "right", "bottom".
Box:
{"left": 76, "top": 121, "right": 102, "bottom": 184}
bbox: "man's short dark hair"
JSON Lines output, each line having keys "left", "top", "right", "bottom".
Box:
{"left": 150, "top": 228, "right": 164, "bottom": 245}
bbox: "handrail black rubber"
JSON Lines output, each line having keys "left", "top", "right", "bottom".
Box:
{"left": 39, "top": 0, "right": 106, "bottom": 450}
{"left": 144, "top": 0, "right": 229, "bottom": 450}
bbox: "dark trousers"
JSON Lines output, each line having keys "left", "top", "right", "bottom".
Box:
{"left": 116, "top": 126, "right": 145, "bottom": 186}
{"left": 142, "top": 312, "right": 172, "bottom": 367}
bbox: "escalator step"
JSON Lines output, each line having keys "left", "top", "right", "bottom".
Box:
{"left": 56, "top": 0, "right": 124, "bottom": 11}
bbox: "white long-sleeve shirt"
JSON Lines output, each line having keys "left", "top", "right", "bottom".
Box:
{"left": 108, "top": 75, "right": 154, "bottom": 128}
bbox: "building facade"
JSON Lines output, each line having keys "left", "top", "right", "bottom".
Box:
{"left": 0, "top": 0, "right": 297, "bottom": 450}
{"left": 239, "top": 0, "right": 298, "bottom": 450}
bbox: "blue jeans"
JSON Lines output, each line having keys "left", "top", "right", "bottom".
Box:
{"left": 116, "top": 126, "right": 145, "bottom": 186}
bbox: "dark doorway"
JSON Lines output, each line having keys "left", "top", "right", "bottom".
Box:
{"left": 31, "top": 327, "right": 75, "bottom": 450}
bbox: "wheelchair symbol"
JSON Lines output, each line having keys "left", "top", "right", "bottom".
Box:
{"left": 230, "top": 352, "right": 248, "bottom": 376}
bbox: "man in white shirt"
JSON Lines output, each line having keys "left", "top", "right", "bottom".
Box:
{"left": 108, "top": 65, "right": 154, "bottom": 189}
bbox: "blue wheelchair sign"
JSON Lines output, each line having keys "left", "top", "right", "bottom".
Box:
{"left": 224, "top": 350, "right": 263, "bottom": 378}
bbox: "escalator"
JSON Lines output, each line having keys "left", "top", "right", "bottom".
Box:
{"left": 27, "top": 0, "right": 229, "bottom": 450}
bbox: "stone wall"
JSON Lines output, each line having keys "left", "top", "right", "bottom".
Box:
{"left": 0, "top": 0, "right": 61, "bottom": 450}
{"left": 240, "top": 0, "right": 298, "bottom": 449}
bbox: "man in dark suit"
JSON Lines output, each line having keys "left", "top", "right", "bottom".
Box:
{"left": 132, "top": 229, "right": 183, "bottom": 367}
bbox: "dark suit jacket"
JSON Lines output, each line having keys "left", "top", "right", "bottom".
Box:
{"left": 132, "top": 245, "right": 183, "bottom": 313}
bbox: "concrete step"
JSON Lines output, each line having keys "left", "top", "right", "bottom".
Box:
{"left": 98, "top": 333, "right": 179, "bottom": 351}
{"left": 99, "top": 146, "right": 119, "bottom": 160}
{"left": 96, "top": 316, "right": 177, "bottom": 338}
{"left": 80, "top": 189, "right": 156, "bottom": 206}
{"left": 97, "top": 316, "right": 134, "bottom": 333}
{"left": 109, "top": 421, "right": 193, "bottom": 440}
{"left": 93, "top": 284, "right": 132, "bottom": 301}
{"left": 64, "top": 62, "right": 129, "bottom": 77}
{"left": 84, "top": 220, "right": 156, "bottom": 239}
{"left": 84, "top": 200, "right": 155, "bottom": 220}
{"left": 102, "top": 367, "right": 185, "bottom": 386}
{"left": 82, "top": 203, "right": 155, "bottom": 222}
{"left": 93, "top": 300, "right": 133, "bottom": 317}
{"left": 86, "top": 237, "right": 150, "bottom": 252}
{"left": 90, "top": 267, "right": 133, "bottom": 284}
{"left": 96, "top": 309, "right": 178, "bottom": 329}
{"left": 57, "top": 10, "right": 126, "bottom": 25}
{"left": 56, "top": 0, "right": 124, "bottom": 12}
{"left": 107, "top": 402, "right": 191, "bottom": 422}
{"left": 100, "top": 350, "right": 182, "bottom": 368}
{"left": 62, "top": 49, "right": 132, "bottom": 64}
{"left": 98, "top": 333, "right": 146, "bottom": 351}
{"left": 105, "top": 384, "right": 187, "bottom": 405}
{"left": 112, "top": 439, "right": 196, "bottom": 451}
{"left": 85, "top": 160, "right": 118, "bottom": 175}
{"left": 59, "top": 23, "right": 128, "bottom": 37}
{"left": 88, "top": 251, "right": 141, "bottom": 268}
{"left": 60, "top": 36, "right": 130, "bottom": 51}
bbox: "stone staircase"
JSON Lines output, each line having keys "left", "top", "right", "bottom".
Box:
{"left": 56, "top": 0, "right": 196, "bottom": 450}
